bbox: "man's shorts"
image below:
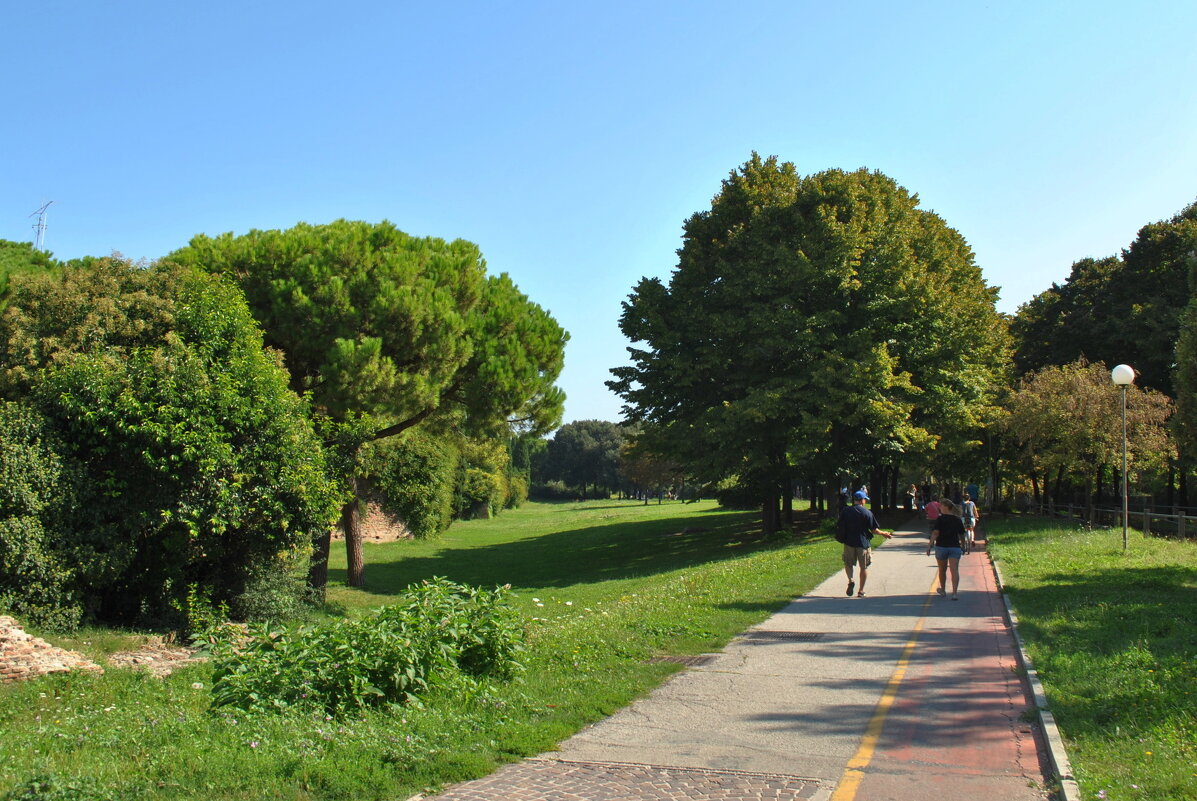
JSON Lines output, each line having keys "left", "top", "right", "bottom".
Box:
{"left": 842, "top": 545, "right": 872, "bottom": 570}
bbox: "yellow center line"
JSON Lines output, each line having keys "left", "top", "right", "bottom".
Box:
{"left": 829, "top": 575, "right": 939, "bottom": 801}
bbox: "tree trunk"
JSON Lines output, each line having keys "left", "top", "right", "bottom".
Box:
{"left": 782, "top": 482, "right": 794, "bottom": 526}
{"left": 888, "top": 464, "right": 898, "bottom": 514}
{"left": 1166, "top": 460, "right": 1176, "bottom": 508}
{"left": 762, "top": 495, "right": 779, "bottom": 535}
{"left": 1180, "top": 463, "right": 1190, "bottom": 509}
{"left": 343, "top": 476, "right": 365, "bottom": 588}
{"left": 307, "top": 528, "right": 332, "bottom": 600}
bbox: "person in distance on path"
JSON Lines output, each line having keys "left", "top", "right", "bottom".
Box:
{"left": 960, "top": 492, "right": 980, "bottom": 553}
{"left": 924, "top": 494, "right": 941, "bottom": 534}
{"left": 927, "top": 498, "right": 966, "bottom": 600}
{"left": 837, "top": 490, "right": 894, "bottom": 598}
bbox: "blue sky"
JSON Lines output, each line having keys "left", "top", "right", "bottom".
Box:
{"left": 5, "top": 1, "right": 1196, "bottom": 425}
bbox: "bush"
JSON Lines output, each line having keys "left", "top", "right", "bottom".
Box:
{"left": 0, "top": 403, "right": 82, "bottom": 630}
{"left": 459, "top": 467, "right": 504, "bottom": 517}
{"left": 0, "top": 258, "right": 342, "bottom": 625}
{"left": 714, "top": 478, "right": 763, "bottom": 510}
{"left": 209, "top": 578, "right": 522, "bottom": 716}
{"left": 529, "top": 480, "right": 575, "bottom": 501}
{"left": 229, "top": 557, "right": 312, "bottom": 624}
{"left": 362, "top": 431, "right": 457, "bottom": 539}
{"left": 504, "top": 472, "right": 529, "bottom": 509}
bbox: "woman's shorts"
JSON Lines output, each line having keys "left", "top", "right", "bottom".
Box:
{"left": 963, "top": 517, "right": 976, "bottom": 528}
{"left": 935, "top": 546, "right": 963, "bottom": 561}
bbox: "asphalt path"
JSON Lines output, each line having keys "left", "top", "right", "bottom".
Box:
{"left": 428, "top": 521, "right": 1056, "bottom": 801}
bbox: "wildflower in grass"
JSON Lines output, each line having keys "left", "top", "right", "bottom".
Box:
{"left": 249, "top": 741, "right": 259, "bottom": 749}
{"left": 191, "top": 682, "right": 204, "bottom": 690}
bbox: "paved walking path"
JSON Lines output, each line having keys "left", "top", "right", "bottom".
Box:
{"left": 426, "top": 523, "right": 1056, "bottom": 801}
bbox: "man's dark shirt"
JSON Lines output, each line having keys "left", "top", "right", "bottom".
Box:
{"left": 838, "top": 503, "right": 880, "bottom": 549}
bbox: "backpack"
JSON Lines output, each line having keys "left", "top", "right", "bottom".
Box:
{"left": 835, "top": 507, "right": 857, "bottom": 544}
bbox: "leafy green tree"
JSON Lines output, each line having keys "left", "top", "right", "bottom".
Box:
{"left": 619, "top": 439, "right": 683, "bottom": 503}
{"left": 1011, "top": 201, "right": 1197, "bottom": 396}
{"left": 0, "top": 239, "right": 59, "bottom": 299}
{"left": 1010, "top": 257, "right": 1120, "bottom": 379}
{"left": 610, "top": 155, "right": 1007, "bottom": 530}
{"left": 0, "top": 257, "right": 341, "bottom": 625}
{"left": 1001, "top": 360, "right": 1173, "bottom": 507}
{"left": 168, "top": 220, "right": 567, "bottom": 588}
{"left": 538, "top": 420, "right": 627, "bottom": 497}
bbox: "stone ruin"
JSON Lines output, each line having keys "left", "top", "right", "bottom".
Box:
{"left": 0, "top": 615, "right": 104, "bottom": 683}
{"left": 0, "top": 615, "right": 204, "bottom": 685}
{"left": 330, "top": 481, "right": 414, "bottom": 543}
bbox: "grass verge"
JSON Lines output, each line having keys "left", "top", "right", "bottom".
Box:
{"left": 986, "top": 517, "right": 1197, "bottom": 801}
{"left": 1, "top": 499, "right": 846, "bottom": 800}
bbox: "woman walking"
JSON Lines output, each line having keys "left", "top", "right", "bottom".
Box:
{"left": 927, "top": 498, "right": 966, "bottom": 600}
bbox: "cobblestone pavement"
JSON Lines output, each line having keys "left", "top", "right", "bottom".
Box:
{"left": 426, "top": 759, "right": 823, "bottom": 800}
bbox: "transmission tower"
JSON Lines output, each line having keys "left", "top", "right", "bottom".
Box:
{"left": 30, "top": 201, "right": 54, "bottom": 251}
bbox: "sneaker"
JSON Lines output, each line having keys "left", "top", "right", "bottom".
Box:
{"left": 951, "top": 594, "right": 959, "bottom": 601}
{"left": 846, "top": 581, "right": 855, "bottom": 597}
{"left": 857, "top": 590, "right": 866, "bottom": 597}
{"left": 936, "top": 587, "right": 946, "bottom": 597}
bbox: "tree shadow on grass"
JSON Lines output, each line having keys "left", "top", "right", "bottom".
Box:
{"left": 1004, "top": 564, "right": 1197, "bottom": 740}
{"left": 328, "top": 510, "right": 792, "bottom": 595}
{"left": 1007, "top": 564, "right": 1197, "bottom": 654}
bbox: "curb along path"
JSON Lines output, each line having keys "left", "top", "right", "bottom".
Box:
{"left": 426, "top": 524, "right": 1058, "bottom": 801}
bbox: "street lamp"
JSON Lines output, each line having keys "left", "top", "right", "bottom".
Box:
{"left": 1111, "top": 364, "right": 1135, "bottom": 551}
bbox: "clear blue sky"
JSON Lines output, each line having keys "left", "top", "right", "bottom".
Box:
{"left": 5, "top": 1, "right": 1196, "bottom": 425}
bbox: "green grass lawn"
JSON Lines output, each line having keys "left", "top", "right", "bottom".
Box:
{"left": 0, "top": 499, "right": 849, "bottom": 800}
{"left": 987, "top": 517, "right": 1197, "bottom": 801}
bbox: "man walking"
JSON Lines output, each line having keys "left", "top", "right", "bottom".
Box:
{"left": 837, "top": 490, "right": 894, "bottom": 598}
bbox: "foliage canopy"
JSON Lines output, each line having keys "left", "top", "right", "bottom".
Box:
{"left": 609, "top": 155, "right": 1008, "bottom": 522}
{"left": 0, "top": 257, "right": 341, "bottom": 626}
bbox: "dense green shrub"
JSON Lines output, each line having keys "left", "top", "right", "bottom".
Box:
{"left": 459, "top": 467, "right": 505, "bottom": 517}
{"left": 0, "top": 258, "right": 342, "bottom": 625}
{"left": 209, "top": 578, "right": 522, "bottom": 716}
{"left": 228, "top": 556, "right": 313, "bottom": 624}
{"left": 529, "top": 479, "right": 575, "bottom": 500}
{"left": 362, "top": 430, "right": 458, "bottom": 539}
{"left": 0, "top": 404, "right": 81, "bottom": 629}
{"left": 504, "top": 472, "right": 529, "bottom": 508}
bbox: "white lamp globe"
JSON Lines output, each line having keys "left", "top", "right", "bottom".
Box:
{"left": 1111, "top": 364, "right": 1136, "bottom": 385}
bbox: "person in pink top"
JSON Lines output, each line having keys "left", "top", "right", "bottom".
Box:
{"left": 924, "top": 496, "right": 942, "bottom": 535}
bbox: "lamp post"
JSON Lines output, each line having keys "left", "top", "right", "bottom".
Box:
{"left": 1111, "top": 364, "right": 1135, "bottom": 551}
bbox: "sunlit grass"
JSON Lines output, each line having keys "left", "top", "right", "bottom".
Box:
{"left": 987, "top": 517, "right": 1197, "bottom": 800}
{"left": 1, "top": 499, "right": 846, "bottom": 800}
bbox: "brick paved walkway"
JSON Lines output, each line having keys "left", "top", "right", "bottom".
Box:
{"left": 427, "top": 759, "right": 823, "bottom": 800}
